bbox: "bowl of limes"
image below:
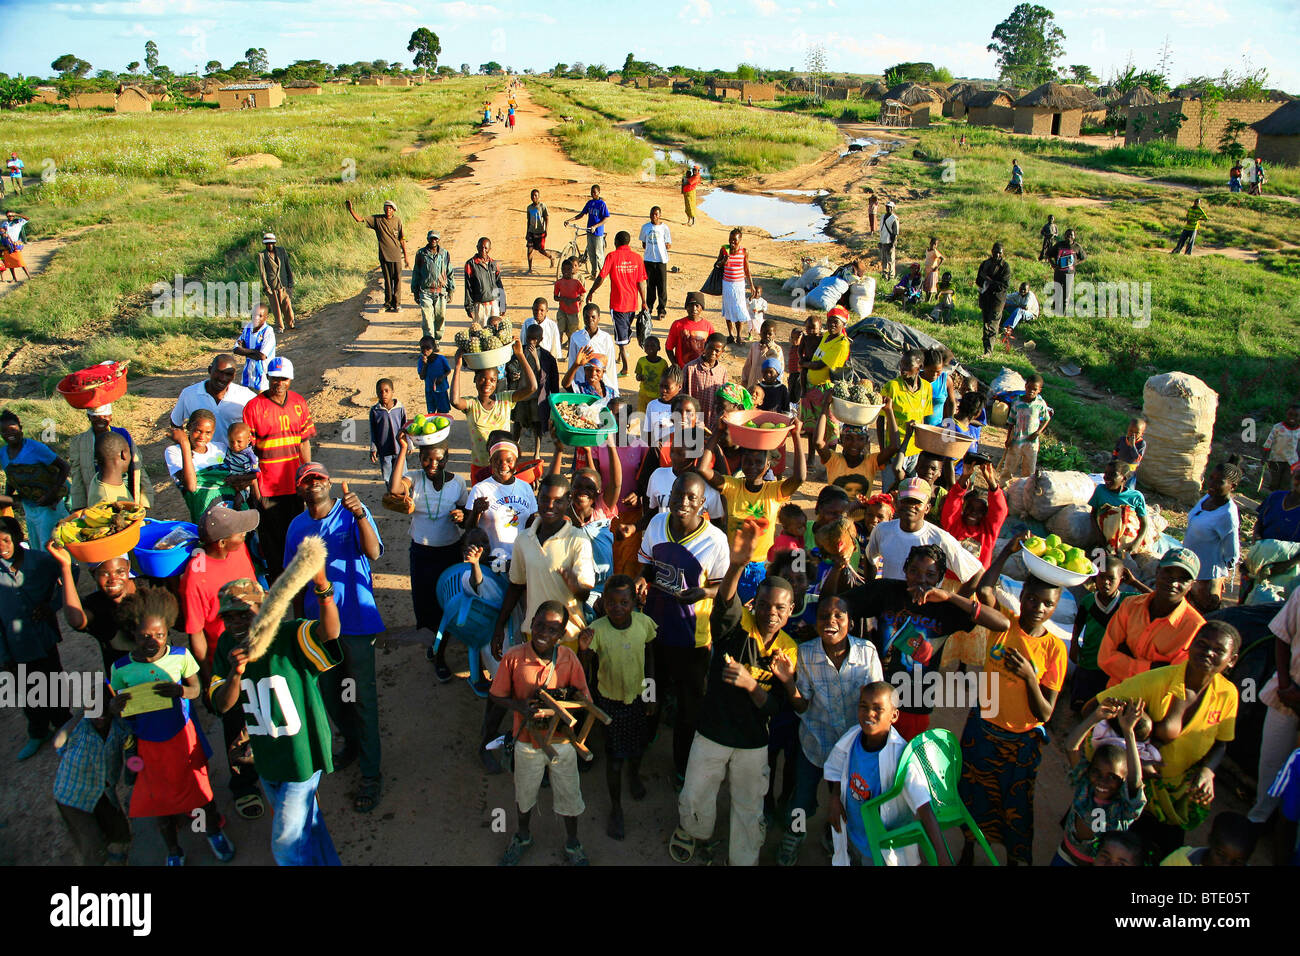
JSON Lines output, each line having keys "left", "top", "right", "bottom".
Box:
{"left": 407, "top": 414, "right": 452, "bottom": 447}
{"left": 1020, "top": 533, "right": 1095, "bottom": 587}
{"left": 722, "top": 410, "right": 797, "bottom": 450}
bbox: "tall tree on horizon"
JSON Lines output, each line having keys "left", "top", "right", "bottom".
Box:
{"left": 407, "top": 28, "right": 441, "bottom": 72}
{"left": 988, "top": 4, "right": 1066, "bottom": 87}
{"left": 144, "top": 40, "right": 159, "bottom": 74}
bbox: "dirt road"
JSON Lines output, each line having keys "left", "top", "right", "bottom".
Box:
{"left": 1, "top": 87, "right": 1240, "bottom": 867}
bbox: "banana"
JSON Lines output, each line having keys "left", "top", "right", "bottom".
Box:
{"left": 81, "top": 506, "right": 114, "bottom": 528}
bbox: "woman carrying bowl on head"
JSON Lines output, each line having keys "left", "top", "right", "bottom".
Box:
{"left": 798, "top": 307, "right": 853, "bottom": 464}
{"left": 388, "top": 432, "right": 468, "bottom": 684}
{"left": 451, "top": 338, "right": 538, "bottom": 486}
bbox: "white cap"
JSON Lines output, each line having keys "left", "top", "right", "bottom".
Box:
{"left": 262, "top": 232, "right": 276, "bottom": 244}
{"left": 266, "top": 356, "right": 294, "bottom": 379}
{"left": 88, "top": 404, "right": 113, "bottom": 417}
{"left": 383, "top": 200, "right": 396, "bottom": 209}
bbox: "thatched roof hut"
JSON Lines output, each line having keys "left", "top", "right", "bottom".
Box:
{"left": 861, "top": 80, "right": 888, "bottom": 99}
{"left": 1112, "top": 86, "right": 1162, "bottom": 108}
{"left": 943, "top": 82, "right": 979, "bottom": 117}
{"left": 883, "top": 83, "right": 943, "bottom": 107}
{"left": 1252, "top": 100, "right": 1300, "bottom": 165}
{"left": 1014, "top": 82, "right": 1090, "bottom": 136}
{"left": 966, "top": 89, "right": 1015, "bottom": 128}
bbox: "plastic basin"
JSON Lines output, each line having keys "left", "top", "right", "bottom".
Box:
{"left": 60, "top": 509, "right": 143, "bottom": 565}
{"left": 722, "top": 410, "right": 797, "bottom": 450}
{"left": 551, "top": 393, "right": 617, "bottom": 447}
{"left": 57, "top": 369, "right": 128, "bottom": 410}
{"left": 134, "top": 519, "right": 200, "bottom": 578}
{"left": 912, "top": 423, "right": 974, "bottom": 460}
{"left": 831, "top": 398, "right": 884, "bottom": 427}
{"left": 1021, "top": 548, "right": 1092, "bottom": 587}
{"left": 462, "top": 344, "right": 513, "bottom": 370}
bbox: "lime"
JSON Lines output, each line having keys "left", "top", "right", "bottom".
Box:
{"left": 1045, "top": 533, "right": 1062, "bottom": 549}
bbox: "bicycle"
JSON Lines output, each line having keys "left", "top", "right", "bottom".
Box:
{"left": 555, "top": 223, "right": 591, "bottom": 282}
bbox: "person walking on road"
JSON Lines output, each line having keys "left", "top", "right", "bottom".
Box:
{"left": 682, "top": 165, "right": 702, "bottom": 227}
{"left": 878, "top": 201, "right": 900, "bottom": 282}
{"left": 412, "top": 230, "right": 454, "bottom": 342}
{"left": 345, "top": 199, "right": 408, "bottom": 313}
{"left": 566, "top": 185, "right": 610, "bottom": 281}
{"left": 464, "top": 237, "right": 504, "bottom": 326}
{"left": 525, "top": 189, "right": 558, "bottom": 273}
{"left": 639, "top": 206, "right": 672, "bottom": 319}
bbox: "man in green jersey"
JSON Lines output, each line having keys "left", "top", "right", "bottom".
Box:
{"left": 210, "top": 571, "right": 342, "bottom": 865}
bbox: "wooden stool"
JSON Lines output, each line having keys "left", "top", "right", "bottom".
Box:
{"left": 529, "top": 689, "right": 611, "bottom": 762}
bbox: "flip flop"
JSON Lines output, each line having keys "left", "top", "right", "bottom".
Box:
{"left": 354, "top": 775, "right": 382, "bottom": 813}
{"left": 234, "top": 792, "right": 265, "bottom": 821}
{"left": 668, "top": 827, "right": 695, "bottom": 864}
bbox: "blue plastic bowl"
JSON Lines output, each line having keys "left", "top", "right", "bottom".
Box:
{"left": 133, "top": 519, "right": 199, "bottom": 578}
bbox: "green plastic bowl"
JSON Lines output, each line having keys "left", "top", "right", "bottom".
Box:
{"left": 550, "top": 393, "right": 617, "bottom": 447}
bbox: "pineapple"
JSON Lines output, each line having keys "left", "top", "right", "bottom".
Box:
{"left": 467, "top": 338, "right": 483, "bottom": 354}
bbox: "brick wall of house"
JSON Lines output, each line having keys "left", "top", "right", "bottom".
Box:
{"left": 1125, "top": 99, "right": 1286, "bottom": 150}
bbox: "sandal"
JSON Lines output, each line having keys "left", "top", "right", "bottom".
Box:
{"left": 354, "top": 775, "right": 382, "bottom": 814}
{"left": 669, "top": 826, "right": 695, "bottom": 864}
{"left": 234, "top": 792, "right": 265, "bottom": 821}
{"left": 499, "top": 832, "right": 533, "bottom": 866}
{"left": 564, "top": 840, "right": 590, "bottom": 866}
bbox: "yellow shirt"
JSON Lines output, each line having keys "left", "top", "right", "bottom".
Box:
{"left": 588, "top": 612, "right": 657, "bottom": 704}
{"left": 636, "top": 356, "right": 669, "bottom": 404}
{"left": 824, "top": 450, "right": 881, "bottom": 494}
{"left": 881, "top": 377, "right": 933, "bottom": 457}
{"left": 737, "top": 607, "right": 800, "bottom": 690}
{"left": 980, "top": 602, "right": 1067, "bottom": 733}
{"left": 508, "top": 521, "right": 595, "bottom": 644}
{"left": 466, "top": 397, "right": 514, "bottom": 468}
{"left": 1107, "top": 663, "right": 1237, "bottom": 782}
{"left": 721, "top": 474, "right": 789, "bottom": 559}
{"left": 807, "top": 334, "right": 849, "bottom": 387}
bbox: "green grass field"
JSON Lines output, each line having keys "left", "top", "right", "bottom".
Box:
{"left": 0, "top": 80, "right": 483, "bottom": 377}
{"left": 533, "top": 79, "right": 842, "bottom": 178}
{"left": 847, "top": 120, "right": 1300, "bottom": 467}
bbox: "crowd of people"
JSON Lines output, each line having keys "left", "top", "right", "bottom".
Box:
{"left": 2, "top": 106, "right": 1297, "bottom": 870}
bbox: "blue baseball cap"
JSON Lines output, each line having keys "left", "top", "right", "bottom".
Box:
{"left": 266, "top": 356, "right": 294, "bottom": 379}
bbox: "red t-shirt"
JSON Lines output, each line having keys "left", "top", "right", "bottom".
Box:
{"left": 242, "top": 391, "right": 316, "bottom": 497}
{"left": 599, "top": 245, "right": 647, "bottom": 313}
{"left": 666, "top": 317, "right": 714, "bottom": 367}
{"left": 553, "top": 277, "right": 586, "bottom": 316}
{"left": 180, "top": 544, "right": 256, "bottom": 657}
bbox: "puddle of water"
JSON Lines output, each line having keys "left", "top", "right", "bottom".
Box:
{"left": 770, "top": 188, "right": 829, "bottom": 197}
{"left": 633, "top": 133, "right": 711, "bottom": 178}
{"left": 698, "top": 188, "right": 831, "bottom": 243}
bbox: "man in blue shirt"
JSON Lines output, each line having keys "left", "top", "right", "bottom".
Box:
{"left": 566, "top": 184, "right": 610, "bottom": 281}
{"left": 0, "top": 409, "right": 71, "bottom": 550}
{"left": 284, "top": 462, "right": 386, "bottom": 812}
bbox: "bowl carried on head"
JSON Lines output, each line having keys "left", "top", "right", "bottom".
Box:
{"left": 722, "top": 410, "right": 797, "bottom": 450}
{"left": 911, "top": 423, "right": 974, "bottom": 460}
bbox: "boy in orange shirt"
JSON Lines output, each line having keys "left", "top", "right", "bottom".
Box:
{"left": 958, "top": 531, "right": 1067, "bottom": 865}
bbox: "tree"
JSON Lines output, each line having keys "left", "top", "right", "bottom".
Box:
{"left": 479, "top": 62, "right": 502, "bottom": 74}
{"left": 245, "top": 48, "right": 269, "bottom": 73}
{"left": 1218, "top": 119, "right": 1249, "bottom": 160}
{"left": 988, "top": 4, "right": 1066, "bottom": 87}
{"left": 205, "top": 60, "right": 223, "bottom": 75}
{"left": 460, "top": 63, "right": 471, "bottom": 75}
{"left": 736, "top": 63, "right": 758, "bottom": 82}
{"left": 0, "top": 76, "right": 38, "bottom": 110}
{"left": 586, "top": 63, "right": 608, "bottom": 80}
{"left": 436, "top": 65, "right": 455, "bottom": 76}
{"left": 127, "top": 61, "right": 140, "bottom": 74}
{"left": 228, "top": 62, "right": 252, "bottom": 80}
{"left": 407, "top": 27, "right": 441, "bottom": 72}
{"left": 144, "top": 40, "right": 159, "bottom": 74}
{"left": 553, "top": 63, "right": 568, "bottom": 76}
{"left": 570, "top": 61, "right": 585, "bottom": 78}
{"left": 52, "top": 54, "right": 92, "bottom": 77}
{"left": 1068, "top": 64, "right": 1098, "bottom": 85}
{"left": 804, "top": 43, "right": 827, "bottom": 103}
{"left": 373, "top": 59, "right": 390, "bottom": 73}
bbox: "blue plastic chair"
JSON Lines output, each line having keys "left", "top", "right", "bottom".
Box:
{"left": 433, "top": 563, "right": 511, "bottom": 696}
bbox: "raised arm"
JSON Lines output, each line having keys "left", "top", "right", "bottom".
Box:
{"left": 449, "top": 353, "right": 469, "bottom": 413}
{"left": 779, "top": 426, "right": 806, "bottom": 496}
{"left": 344, "top": 199, "right": 363, "bottom": 223}
{"left": 510, "top": 338, "right": 538, "bottom": 403}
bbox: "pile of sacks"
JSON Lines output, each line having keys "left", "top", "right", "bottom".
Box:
{"left": 781, "top": 257, "right": 876, "bottom": 318}
{"left": 998, "top": 469, "right": 1167, "bottom": 583}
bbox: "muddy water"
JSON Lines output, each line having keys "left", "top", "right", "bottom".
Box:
{"left": 698, "top": 188, "right": 832, "bottom": 242}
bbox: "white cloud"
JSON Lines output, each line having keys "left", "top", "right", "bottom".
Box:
{"left": 752, "top": 0, "right": 778, "bottom": 15}
{"left": 118, "top": 23, "right": 156, "bottom": 37}
{"left": 679, "top": 0, "right": 713, "bottom": 25}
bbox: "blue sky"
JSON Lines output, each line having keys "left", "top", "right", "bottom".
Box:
{"left": 3, "top": 0, "right": 1297, "bottom": 91}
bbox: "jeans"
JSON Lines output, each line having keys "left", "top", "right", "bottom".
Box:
{"left": 1000, "top": 307, "right": 1032, "bottom": 332}
{"left": 416, "top": 292, "right": 446, "bottom": 339}
{"left": 378, "top": 454, "right": 399, "bottom": 485}
{"left": 319, "top": 634, "right": 382, "bottom": 779}
{"left": 586, "top": 232, "right": 606, "bottom": 279}
{"left": 262, "top": 770, "right": 340, "bottom": 866}
{"left": 645, "top": 260, "right": 668, "bottom": 315}
{"left": 1171, "top": 229, "right": 1197, "bottom": 254}
{"left": 786, "top": 746, "right": 824, "bottom": 831}
{"left": 980, "top": 299, "right": 1005, "bottom": 353}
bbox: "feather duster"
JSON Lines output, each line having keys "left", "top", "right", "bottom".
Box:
{"left": 242, "top": 535, "right": 327, "bottom": 662}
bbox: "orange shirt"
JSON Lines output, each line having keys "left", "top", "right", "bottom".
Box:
{"left": 1097, "top": 593, "right": 1205, "bottom": 688}
{"left": 980, "top": 604, "right": 1067, "bottom": 733}
{"left": 488, "top": 642, "right": 590, "bottom": 746}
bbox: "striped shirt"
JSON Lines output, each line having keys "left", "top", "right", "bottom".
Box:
{"left": 242, "top": 391, "right": 316, "bottom": 497}
{"left": 795, "top": 636, "right": 883, "bottom": 767}
{"left": 722, "top": 248, "right": 747, "bottom": 283}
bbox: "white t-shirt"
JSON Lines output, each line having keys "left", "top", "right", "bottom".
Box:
{"left": 466, "top": 477, "right": 538, "bottom": 561}
{"left": 163, "top": 441, "right": 229, "bottom": 480}
{"left": 407, "top": 471, "right": 467, "bottom": 547}
{"left": 639, "top": 222, "right": 672, "bottom": 264}
{"left": 645, "top": 466, "right": 725, "bottom": 523}
{"left": 170, "top": 380, "right": 258, "bottom": 437}
{"left": 642, "top": 398, "right": 676, "bottom": 446}
{"left": 866, "top": 519, "right": 984, "bottom": 584}
{"left": 521, "top": 315, "right": 562, "bottom": 359}
{"left": 568, "top": 328, "right": 620, "bottom": 395}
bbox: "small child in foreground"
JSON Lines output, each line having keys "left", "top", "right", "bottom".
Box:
{"left": 635, "top": 336, "right": 669, "bottom": 413}
{"left": 1057, "top": 698, "right": 1147, "bottom": 866}
{"left": 52, "top": 709, "right": 131, "bottom": 865}
{"left": 999, "top": 374, "right": 1052, "bottom": 480}
{"left": 577, "top": 575, "right": 656, "bottom": 842}
{"left": 1112, "top": 416, "right": 1147, "bottom": 490}
{"left": 88, "top": 431, "right": 144, "bottom": 511}
{"left": 222, "top": 422, "right": 261, "bottom": 508}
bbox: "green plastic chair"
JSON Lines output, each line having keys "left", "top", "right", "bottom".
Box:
{"left": 857, "top": 728, "right": 999, "bottom": 866}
